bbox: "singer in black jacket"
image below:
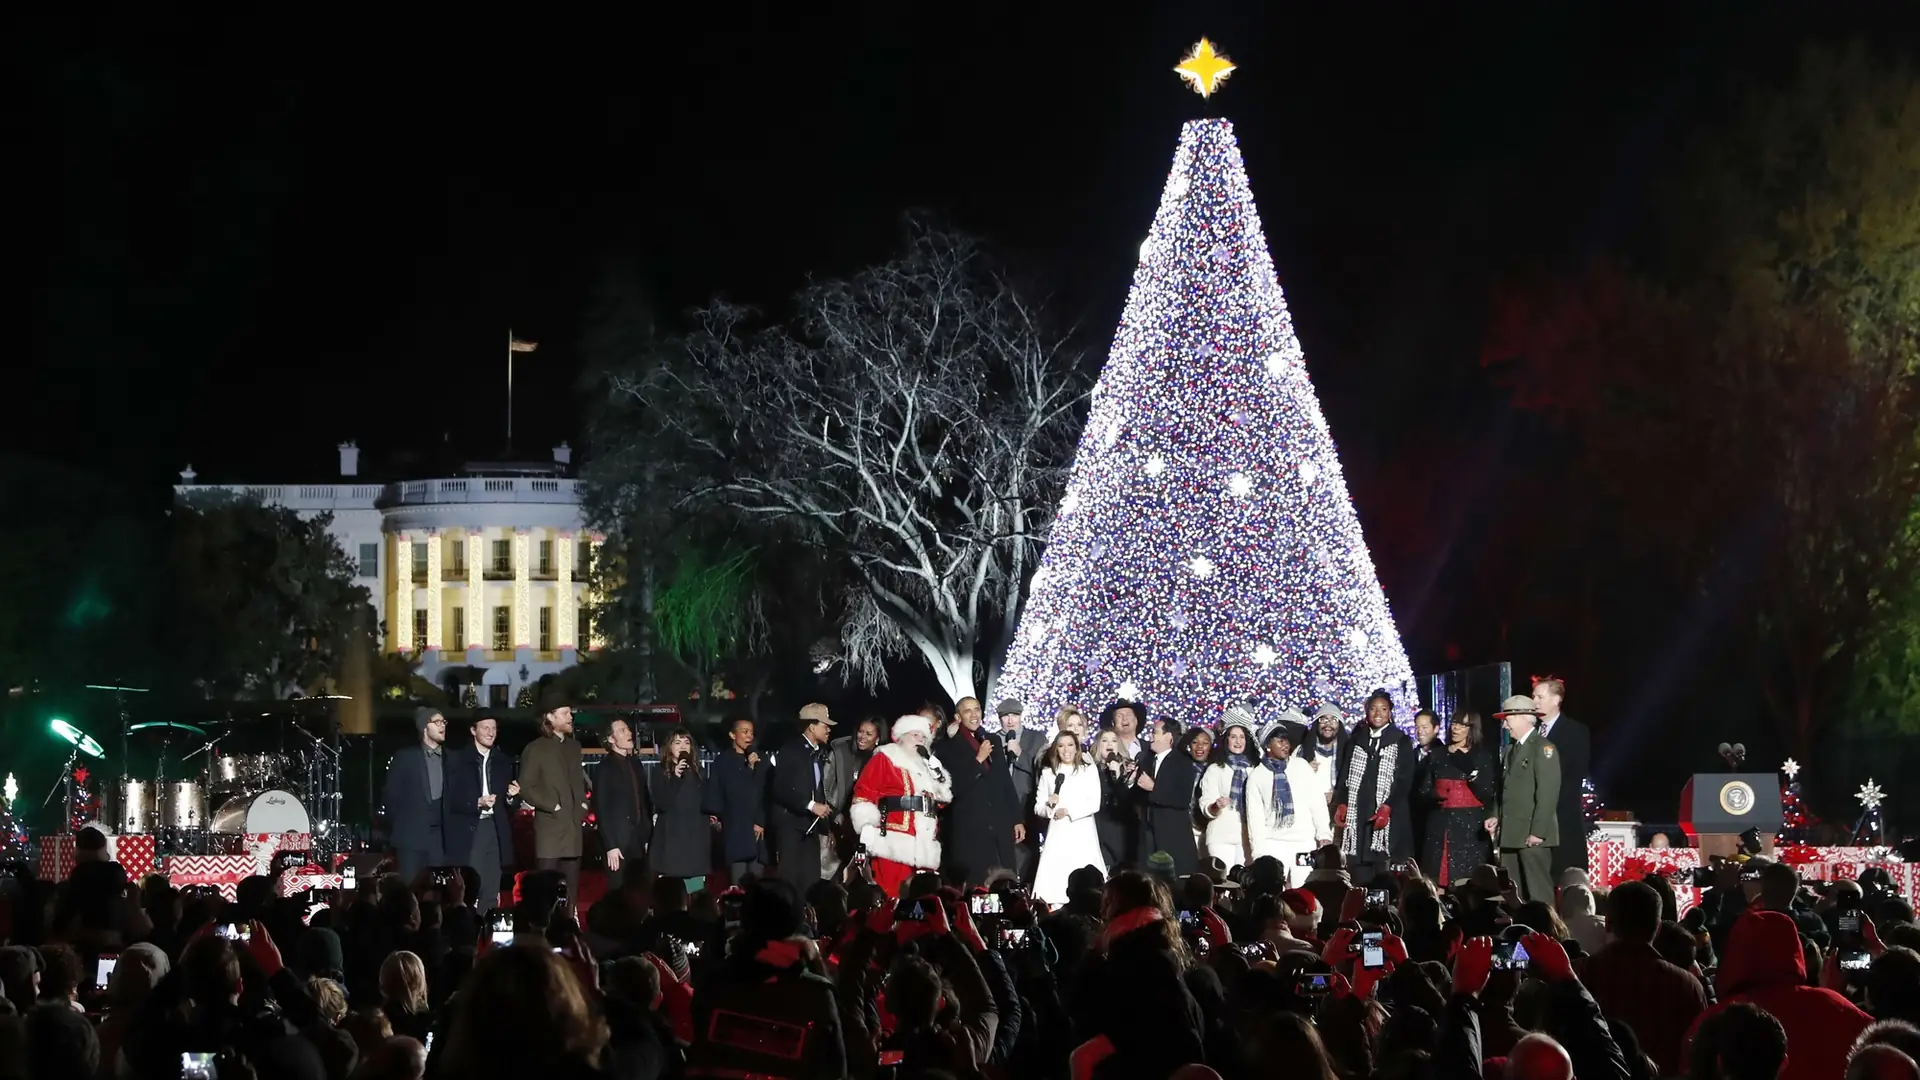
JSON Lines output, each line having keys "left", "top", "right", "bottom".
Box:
{"left": 768, "top": 705, "right": 837, "bottom": 890}
{"left": 935, "top": 697, "right": 1024, "bottom": 886}
{"left": 595, "top": 716, "right": 654, "bottom": 891}
{"left": 1133, "top": 717, "right": 1200, "bottom": 876}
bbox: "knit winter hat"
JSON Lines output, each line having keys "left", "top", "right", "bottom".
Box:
{"left": 414, "top": 707, "right": 442, "bottom": 733}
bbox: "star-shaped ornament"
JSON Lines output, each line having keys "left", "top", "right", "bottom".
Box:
{"left": 1187, "top": 555, "right": 1215, "bottom": 578}
{"left": 1250, "top": 643, "right": 1279, "bottom": 667}
{"left": 1857, "top": 779, "right": 1886, "bottom": 810}
{"left": 1781, "top": 758, "right": 1801, "bottom": 779}
{"left": 1117, "top": 680, "right": 1141, "bottom": 701}
{"left": 1174, "top": 38, "right": 1237, "bottom": 99}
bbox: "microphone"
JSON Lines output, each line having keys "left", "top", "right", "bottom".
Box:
{"left": 1717, "top": 742, "right": 1739, "bottom": 769}
{"left": 1053, "top": 772, "right": 1067, "bottom": 795}
{"left": 916, "top": 745, "right": 931, "bottom": 760}
{"left": 1731, "top": 743, "right": 1747, "bottom": 765}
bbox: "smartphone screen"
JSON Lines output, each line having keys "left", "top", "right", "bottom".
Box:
{"left": 1295, "top": 851, "right": 1314, "bottom": 866}
{"left": 1841, "top": 948, "right": 1872, "bottom": 971}
{"left": 1296, "top": 973, "right": 1332, "bottom": 995}
{"left": 216, "top": 922, "right": 251, "bottom": 944}
{"left": 342, "top": 865, "right": 357, "bottom": 889}
{"left": 970, "top": 893, "right": 1002, "bottom": 916}
{"left": 94, "top": 954, "right": 118, "bottom": 990}
{"left": 1839, "top": 913, "right": 1862, "bottom": 934}
{"left": 999, "top": 926, "right": 1027, "bottom": 949}
{"left": 1361, "top": 931, "right": 1385, "bottom": 969}
{"left": 1366, "top": 888, "right": 1390, "bottom": 909}
{"left": 897, "top": 898, "right": 931, "bottom": 922}
{"left": 181, "top": 1052, "right": 217, "bottom": 1080}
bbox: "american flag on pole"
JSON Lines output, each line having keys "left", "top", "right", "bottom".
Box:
{"left": 510, "top": 337, "right": 538, "bottom": 353}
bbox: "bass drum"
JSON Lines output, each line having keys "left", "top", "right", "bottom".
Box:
{"left": 208, "top": 789, "right": 310, "bottom": 836}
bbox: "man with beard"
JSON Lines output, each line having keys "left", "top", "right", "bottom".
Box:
{"left": 936, "top": 697, "right": 1025, "bottom": 886}
{"left": 384, "top": 707, "right": 450, "bottom": 886}
{"left": 1330, "top": 690, "right": 1416, "bottom": 884}
{"left": 850, "top": 715, "right": 953, "bottom": 896}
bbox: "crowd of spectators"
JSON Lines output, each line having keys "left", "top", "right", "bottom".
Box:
{"left": 2, "top": 824, "right": 1918, "bottom": 1079}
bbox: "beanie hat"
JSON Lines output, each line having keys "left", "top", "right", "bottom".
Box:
{"left": 414, "top": 707, "right": 442, "bottom": 733}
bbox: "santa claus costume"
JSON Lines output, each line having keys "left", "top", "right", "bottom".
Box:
{"left": 849, "top": 715, "right": 953, "bottom": 897}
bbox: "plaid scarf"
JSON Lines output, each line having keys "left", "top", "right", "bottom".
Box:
{"left": 1228, "top": 753, "right": 1254, "bottom": 818}
{"left": 1340, "top": 732, "right": 1400, "bottom": 857}
{"left": 1263, "top": 756, "right": 1295, "bottom": 830}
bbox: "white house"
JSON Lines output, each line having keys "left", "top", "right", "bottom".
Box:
{"left": 175, "top": 441, "right": 604, "bottom": 706}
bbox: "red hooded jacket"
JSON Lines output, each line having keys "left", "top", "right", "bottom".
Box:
{"left": 1683, "top": 909, "right": 1871, "bottom": 1080}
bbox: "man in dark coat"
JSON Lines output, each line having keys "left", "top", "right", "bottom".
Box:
{"left": 383, "top": 707, "right": 449, "bottom": 886}
{"left": 935, "top": 696, "right": 1024, "bottom": 886}
{"left": 519, "top": 695, "right": 589, "bottom": 913}
{"left": 1133, "top": 717, "right": 1200, "bottom": 876}
{"left": 595, "top": 715, "right": 655, "bottom": 891}
{"left": 1532, "top": 677, "right": 1592, "bottom": 876}
{"left": 704, "top": 718, "right": 767, "bottom": 881}
{"left": 769, "top": 703, "right": 837, "bottom": 890}
{"left": 444, "top": 715, "right": 519, "bottom": 910}
{"left": 1330, "top": 690, "right": 1417, "bottom": 885}
{"left": 998, "top": 699, "right": 1048, "bottom": 880}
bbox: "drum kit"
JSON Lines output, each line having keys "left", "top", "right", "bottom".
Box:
{"left": 56, "top": 701, "right": 349, "bottom": 862}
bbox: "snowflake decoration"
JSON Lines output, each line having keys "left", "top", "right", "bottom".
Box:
{"left": 1300, "top": 460, "right": 1320, "bottom": 486}
{"left": 1227, "top": 472, "right": 1253, "bottom": 497}
{"left": 1144, "top": 454, "right": 1167, "bottom": 477}
{"left": 1117, "top": 680, "right": 1141, "bottom": 701}
{"left": 1059, "top": 492, "right": 1080, "bottom": 514}
{"left": 1264, "top": 353, "right": 1288, "bottom": 378}
{"left": 1188, "top": 556, "right": 1215, "bottom": 578}
{"left": 1857, "top": 779, "right": 1886, "bottom": 810}
{"left": 1250, "top": 643, "right": 1279, "bottom": 667}
{"left": 1781, "top": 758, "right": 1801, "bottom": 780}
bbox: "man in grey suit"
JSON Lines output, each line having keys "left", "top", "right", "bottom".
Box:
{"left": 999, "top": 698, "right": 1048, "bottom": 880}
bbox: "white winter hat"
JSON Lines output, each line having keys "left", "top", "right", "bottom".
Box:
{"left": 1220, "top": 705, "right": 1258, "bottom": 734}
{"left": 891, "top": 715, "right": 933, "bottom": 742}
{"left": 1276, "top": 708, "right": 1310, "bottom": 729}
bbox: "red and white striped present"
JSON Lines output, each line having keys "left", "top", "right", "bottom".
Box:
{"left": 168, "top": 854, "right": 257, "bottom": 901}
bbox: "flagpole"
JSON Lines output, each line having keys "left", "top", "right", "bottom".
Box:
{"left": 507, "top": 328, "right": 514, "bottom": 446}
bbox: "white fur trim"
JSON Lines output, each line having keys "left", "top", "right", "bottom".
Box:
{"left": 862, "top": 816, "right": 941, "bottom": 869}
{"left": 892, "top": 715, "right": 932, "bottom": 742}
{"left": 850, "top": 798, "right": 881, "bottom": 836}
{"left": 879, "top": 743, "right": 952, "bottom": 803}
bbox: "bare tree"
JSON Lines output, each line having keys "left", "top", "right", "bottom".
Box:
{"left": 605, "top": 220, "right": 1088, "bottom": 704}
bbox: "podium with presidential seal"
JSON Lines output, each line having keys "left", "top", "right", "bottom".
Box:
{"left": 1679, "top": 772, "right": 1783, "bottom": 860}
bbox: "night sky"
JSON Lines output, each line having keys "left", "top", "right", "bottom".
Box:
{"left": 20, "top": 5, "right": 1918, "bottom": 652}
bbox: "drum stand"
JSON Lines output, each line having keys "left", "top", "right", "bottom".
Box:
{"left": 38, "top": 745, "right": 81, "bottom": 833}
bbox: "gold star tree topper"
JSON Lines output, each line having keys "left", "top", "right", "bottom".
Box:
{"left": 1175, "top": 38, "right": 1236, "bottom": 99}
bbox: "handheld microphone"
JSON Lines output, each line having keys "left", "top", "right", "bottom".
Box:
{"left": 916, "top": 745, "right": 931, "bottom": 760}
{"left": 1053, "top": 772, "right": 1066, "bottom": 795}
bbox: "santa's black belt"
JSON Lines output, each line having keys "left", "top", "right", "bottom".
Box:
{"left": 880, "top": 796, "right": 932, "bottom": 813}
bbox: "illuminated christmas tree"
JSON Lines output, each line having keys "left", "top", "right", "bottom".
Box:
{"left": 996, "top": 43, "right": 1420, "bottom": 728}
{"left": 1777, "top": 758, "right": 1809, "bottom": 848}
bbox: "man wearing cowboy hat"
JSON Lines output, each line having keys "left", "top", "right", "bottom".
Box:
{"left": 1487, "top": 694, "right": 1561, "bottom": 903}
{"left": 769, "top": 703, "right": 837, "bottom": 890}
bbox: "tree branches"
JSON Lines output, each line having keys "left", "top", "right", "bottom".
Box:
{"left": 591, "top": 218, "right": 1088, "bottom": 702}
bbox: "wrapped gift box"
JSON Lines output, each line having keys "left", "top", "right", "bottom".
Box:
{"left": 113, "top": 834, "right": 160, "bottom": 882}
{"left": 277, "top": 870, "right": 346, "bottom": 898}
{"left": 245, "top": 832, "right": 313, "bottom": 876}
{"left": 168, "top": 854, "right": 258, "bottom": 901}
{"left": 36, "top": 835, "right": 75, "bottom": 882}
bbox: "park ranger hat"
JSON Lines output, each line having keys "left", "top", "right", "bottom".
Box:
{"left": 1494, "top": 695, "right": 1541, "bottom": 718}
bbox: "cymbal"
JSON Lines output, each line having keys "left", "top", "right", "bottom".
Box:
{"left": 128, "top": 720, "right": 209, "bottom": 738}
{"left": 50, "top": 719, "right": 106, "bottom": 759}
